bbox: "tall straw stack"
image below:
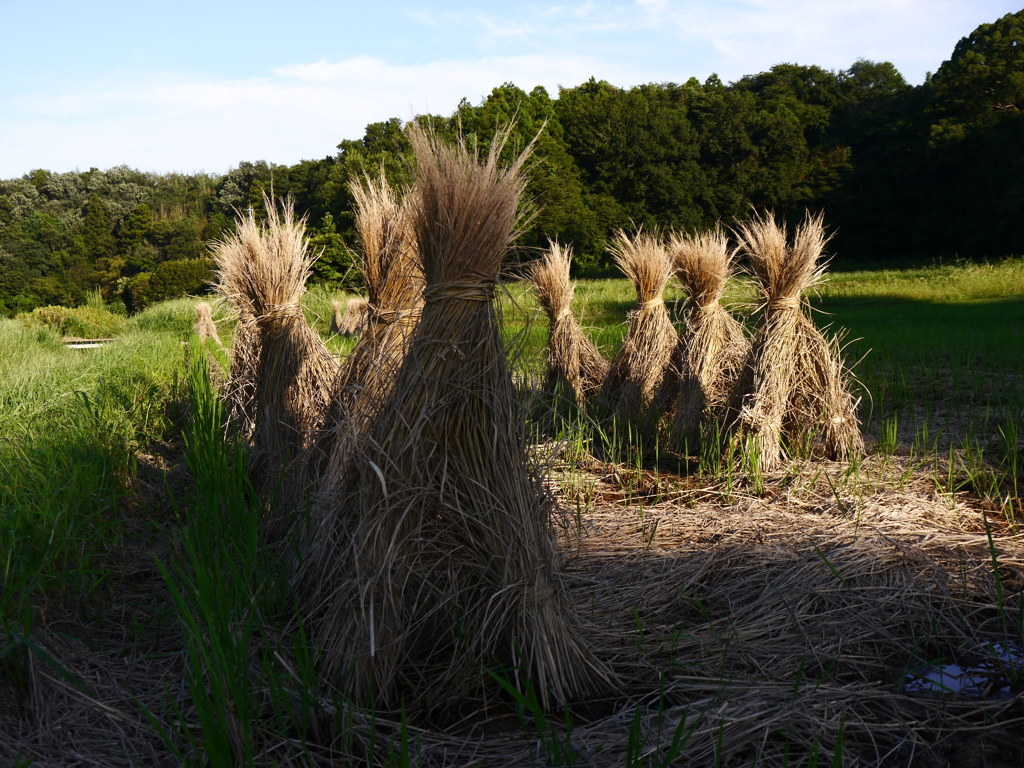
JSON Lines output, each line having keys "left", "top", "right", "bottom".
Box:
{"left": 307, "top": 127, "right": 607, "bottom": 710}
{"left": 212, "top": 196, "right": 339, "bottom": 497}
{"left": 530, "top": 241, "right": 609, "bottom": 407}
{"left": 728, "top": 212, "right": 864, "bottom": 470}
{"left": 600, "top": 230, "right": 677, "bottom": 421}
{"left": 330, "top": 297, "right": 370, "bottom": 336}
{"left": 661, "top": 228, "right": 749, "bottom": 452}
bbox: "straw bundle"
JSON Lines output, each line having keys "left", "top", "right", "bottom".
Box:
{"left": 308, "top": 126, "right": 607, "bottom": 710}
{"left": 223, "top": 310, "right": 259, "bottom": 438}
{"left": 600, "top": 230, "right": 677, "bottom": 420}
{"left": 298, "top": 172, "right": 423, "bottom": 535}
{"left": 330, "top": 297, "right": 369, "bottom": 336}
{"left": 193, "top": 301, "right": 223, "bottom": 347}
{"left": 727, "top": 212, "right": 864, "bottom": 470}
{"left": 529, "top": 241, "right": 609, "bottom": 407}
{"left": 213, "top": 196, "right": 339, "bottom": 496}
{"left": 660, "top": 228, "right": 749, "bottom": 452}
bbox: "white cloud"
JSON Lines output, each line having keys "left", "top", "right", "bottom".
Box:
{"left": 3, "top": 0, "right": 1015, "bottom": 176}
{"left": 1, "top": 53, "right": 648, "bottom": 177}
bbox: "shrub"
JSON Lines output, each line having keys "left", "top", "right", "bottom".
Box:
{"left": 21, "top": 305, "right": 127, "bottom": 339}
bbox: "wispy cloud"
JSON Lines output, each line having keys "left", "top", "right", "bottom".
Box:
{"left": 1, "top": 52, "right": 646, "bottom": 176}
{"left": 2, "top": 0, "right": 1015, "bottom": 177}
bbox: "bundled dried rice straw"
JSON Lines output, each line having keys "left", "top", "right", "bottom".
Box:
{"left": 212, "top": 196, "right": 340, "bottom": 498}
{"left": 193, "top": 301, "right": 224, "bottom": 348}
{"left": 529, "top": 241, "right": 609, "bottom": 407}
{"left": 330, "top": 297, "right": 369, "bottom": 336}
{"left": 600, "top": 230, "right": 677, "bottom": 421}
{"left": 727, "top": 211, "right": 864, "bottom": 470}
{"left": 307, "top": 126, "right": 608, "bottom": 710}
{"left": 297, "top": 171, "right": 423, "bottom": 544}
{"left": 660, "top": 228, "right": 749, "bottom": 452}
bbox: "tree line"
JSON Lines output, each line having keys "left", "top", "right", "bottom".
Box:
{"left": 1, "top": 9, "right": 1021, "bottom": 315}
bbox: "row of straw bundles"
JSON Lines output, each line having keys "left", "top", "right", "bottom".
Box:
{"left": 531, "top": 214, "right": 864, "bottom": 469}
{"left": 306, "top": 127, "right": 608, "bottom": 710}
{"left": 212, "top": 198, "right": 340, "bottom": 500}
{"left": 728, "top": 212, "right": 864, "bottom": 470}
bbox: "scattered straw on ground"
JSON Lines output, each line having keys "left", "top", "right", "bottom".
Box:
{"left": 5, "top": 453, "right": 1021, "bottom": 767}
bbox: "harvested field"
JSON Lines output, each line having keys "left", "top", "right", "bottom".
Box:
{"left": 2, "top": 447, "right": 1022, "bottom": 766}
{"left": 1, "top": 260, "right": 1022, "bottom": 767}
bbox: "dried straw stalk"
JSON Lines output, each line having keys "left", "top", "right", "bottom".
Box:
{"left": 308, "top": 126, "right": 607, "bottom": 710}
{"left": 727, "top": 212, "right": 864, "bottom": 470}
{"left": 530, "top": 241, "right": 609, "bottom": 407}
{"left": 212, "top": 196, "right": 339, "bottom": 497}
{"left": 297, "top": 172, "right": 423, "bottom": 545}
{"left": 330, "top": 297, "right": 369, "bottom": 336}
{"left": 193, "top": 301, "right": 224, "bottom": 347}
{"left": 600, "top": 230, "right": 677, "bottom": 420}
{"left": 660, "top": 228, "right": 749, "bottom": 452}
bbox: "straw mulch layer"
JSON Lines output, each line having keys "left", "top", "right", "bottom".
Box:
{"left": 659, "top": 228, "right": 749, "bottom": 452}
{"left": 330, "top": 297, "right": 370, "bottom": 337}
{"left": 600, "top": 230, "right": 677, "bottom": 422}
{"left": 728, "top": 213, "right": 864, "bottom": 471}
{"left": 530, "top": 241, "right": 609, "bottom": 407}
{"left": 213, "top": 197, "right": 340, "bottom": 497}
{"left": 304, "top": 128, "right": 609, "bottom": 711}
{"left": 4, "top": 456, "right": 1021, "bottom": 767}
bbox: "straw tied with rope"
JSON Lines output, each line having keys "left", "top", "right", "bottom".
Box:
{"left": 530, "top": 215, "right": 863, "bottom": 466}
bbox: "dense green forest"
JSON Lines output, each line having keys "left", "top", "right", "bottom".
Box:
{"left": 2, "top": 9, "right": 1022, "bottom": 315}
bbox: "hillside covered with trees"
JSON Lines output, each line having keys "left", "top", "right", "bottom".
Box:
{"left": 1, "top": 9, "right": 1021, "bottom": 315}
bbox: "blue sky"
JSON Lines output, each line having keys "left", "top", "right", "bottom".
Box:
{"left": 1, "top": 0, "right": 1019, "bottom": 178}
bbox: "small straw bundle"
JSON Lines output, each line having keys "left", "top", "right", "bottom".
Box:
{"left": 308, "top": 126, "right": 607, "bottom": 710}
{"left": 193, "top": 301, "right": 224, "bottom": 347}
{"left": 600, "top": 230, "right": 677, "bottom": 421}
{"left": 728, "top": 212, "right": 864, "bottom": 470}
{"left": 529, "top": 241, "right": 609, "bottom": 407}
{"left": 213, "top": 196, "right": 339, "bottom": 497}
{"left": 660, "top": 228, "right": 749, "bottom": 452}
{"left": 330, "top": 297, "right": 369, "bottom": 336}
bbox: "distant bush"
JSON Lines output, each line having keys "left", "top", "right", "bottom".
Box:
{"left": 123, "top": 258, "right": 215, "bottom": 312}
{"left": 21, "top": 304, "right": 127, "bottom": 339}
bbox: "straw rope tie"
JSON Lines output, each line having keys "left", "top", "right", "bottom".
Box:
{"left": 259, "top": 303, "right": 304, "bottom": 323}
{"left": 640, "top": 298, "right": 665, "bottom": 309}
{"left": 369, "top": 306, "right": 415, "bottom": 323}
{"left": 423, "top": 281, "right": 494, "bottom": 304}
{"left": 555, "top": 306, "right": 572, "bottom": 321}
{"left": 769, "top": 297, "right": 801, "bottom": 311}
